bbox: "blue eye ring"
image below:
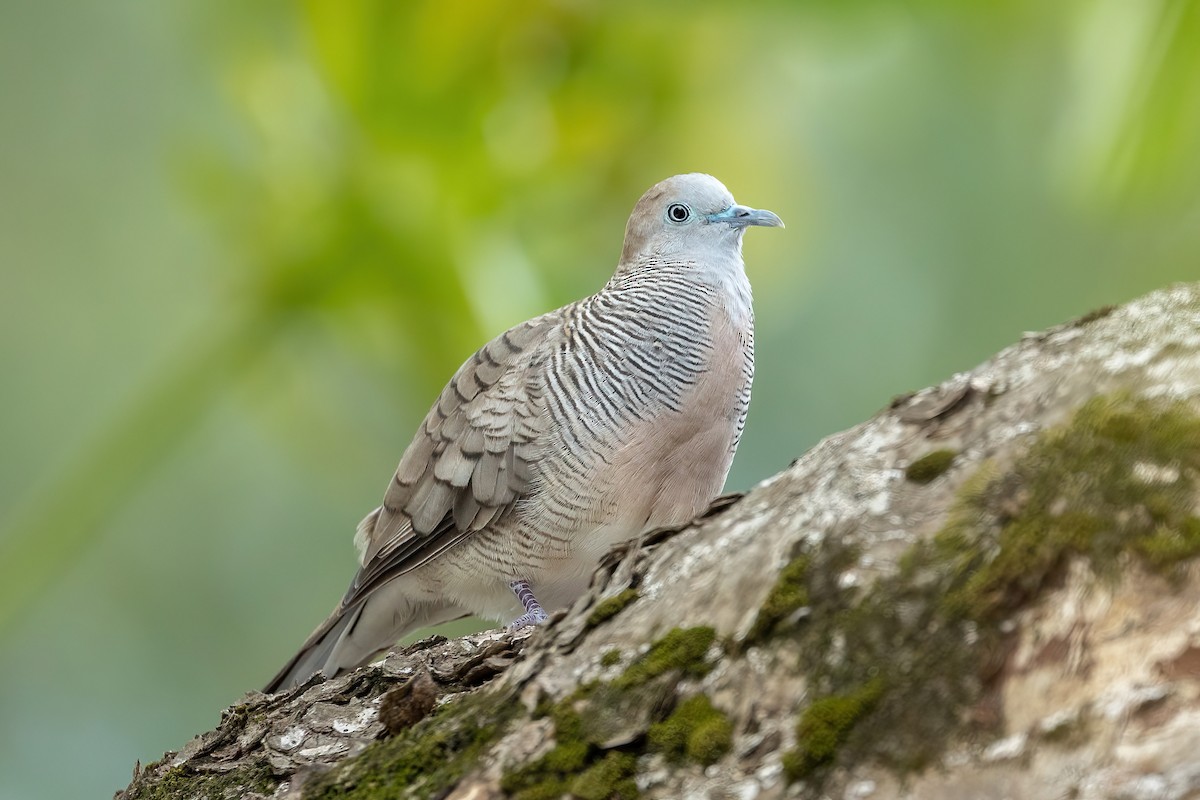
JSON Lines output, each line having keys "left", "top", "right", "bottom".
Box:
{"left": 666, "top": 203, "right": 692, "bottom": 224}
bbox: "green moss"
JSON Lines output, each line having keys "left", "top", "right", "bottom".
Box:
{"left": 762, "top": 536, "right": 962, "bottom": 782}
{"left": 587, "top": 589, "right": 641, "bottom": 628}
{"left": 600, "top": 648, "right": 622, "bottom": 667}
{"left": 549, "top": 699, "right": 585, "bottom": 743}
{"left": 647, "top": 694, "right": 733, "bottom": 765}
{"left": 936, "top": 394, "right": 1200, "bottom": 622}
{"left": 905, "top": 449, "right": 958, "bottom": 484}
{"left": 505, "top": 699, "right": 641, "bottom": 799}
{"left": 613, "top": 626, "right": 716, "bottom": 689}
{"left": 569, "top": 752, "right": 639, "bottom": 800}
{"left": 302, "top": 690, "right": 518, "bottom": 799}
{"left": 783, "top": 679, "right": 884, "bottom": 780}
{"left": 506, "top": 779, "right": 570, "bottom": 800}
{"left": 123, "top": 759, "right": 276, "bottom": 800}
{"left": 685, "top": 714, "right": 734, "bottom": 765}
{"left": 503, "top": 627, "right": 720, "bottom": 798}
{"left": 502, "top": 758, "right": 569, "bottom": 798}
{"left": 752, "top": 436, "right": 991, "bottom": 782}
{"left": 1134, "top": 517, "right": 1200, "bottom": 570}
{"left": 502, "top": 701, "right": 631, "bottom": 800}
{"left": 745, "top": 555, "right": 811, "bottom": 644}
{"left": 540, "top": 737, "right": 590, "bottom": 773}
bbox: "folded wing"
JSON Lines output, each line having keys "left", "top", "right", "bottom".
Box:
{"left": 346, "top": 314, "right": 556, "bottom": 605}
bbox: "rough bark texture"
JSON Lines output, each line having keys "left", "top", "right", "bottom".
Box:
{"left": 118, "top": 283, "right": 1200, "bottom": 800}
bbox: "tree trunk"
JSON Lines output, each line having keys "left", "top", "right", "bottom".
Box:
{"left": 118, "top": 283, "right": 1200, "bottom": 800}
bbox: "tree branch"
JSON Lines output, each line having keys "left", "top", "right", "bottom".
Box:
{"left": 119, "top": 283, "right": 1200, "bottom": 800}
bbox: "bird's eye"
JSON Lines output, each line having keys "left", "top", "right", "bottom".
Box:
{"left": 666, "top": 203, "right": 691, "bottom": 223}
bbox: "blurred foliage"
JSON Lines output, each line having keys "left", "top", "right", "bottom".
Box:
{"left": 1, "top": 1, "right": 1199, "bottom": 799}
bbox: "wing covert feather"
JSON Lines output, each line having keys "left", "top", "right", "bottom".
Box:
{"left": 347, "top": 314, "right": 557, "bottom": 604}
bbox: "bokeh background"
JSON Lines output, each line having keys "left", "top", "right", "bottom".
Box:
{"left": 2, "top": 1, "right": 1199, "bottom": 797}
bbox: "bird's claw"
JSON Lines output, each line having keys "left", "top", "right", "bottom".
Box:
{"left": 508, "top": 578, "right": 550, "bottom": 630}
{"left": 507, "top": 607, "right": 550, "bottom": 630}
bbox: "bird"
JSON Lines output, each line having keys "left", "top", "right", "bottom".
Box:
{"left": 264, "top": 173, "right": 783, "bottom": 692}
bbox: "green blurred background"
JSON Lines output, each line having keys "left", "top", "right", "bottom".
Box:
{"left": 2, "top": 1, "right": 1198, "bottom": 797}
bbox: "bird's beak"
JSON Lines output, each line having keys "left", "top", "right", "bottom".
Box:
{"left": 706, "top": 204, "right": 785, "bottom": 229}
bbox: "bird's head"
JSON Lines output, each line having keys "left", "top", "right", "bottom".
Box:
{"left": 618, "top": 173, "right": 783, "bottom": 269}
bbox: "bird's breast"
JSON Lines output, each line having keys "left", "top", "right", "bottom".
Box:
{"left": 523, "top": 277, "right": 754, "bottom": 552}
{"left": 590, "top": 296, "right": 753, "bottom": 538}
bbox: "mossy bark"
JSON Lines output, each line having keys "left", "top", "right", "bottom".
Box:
{"left": 118, "top": 283, "right": 1200, "bottom": 800}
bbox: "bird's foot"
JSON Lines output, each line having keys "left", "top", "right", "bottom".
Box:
{"left": 507, "top": 608, "right": 550, "bottom": 630}
{"left": 508, "top": 579, "right": 549, "bottom": 630}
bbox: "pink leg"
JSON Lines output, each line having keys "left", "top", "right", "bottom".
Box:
{"left": 507, "top": 580, "right": 549, "bottom": 629}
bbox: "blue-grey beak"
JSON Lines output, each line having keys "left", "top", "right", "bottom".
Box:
{"left": 706, "top": 204, "right": 784, "bottom": 229}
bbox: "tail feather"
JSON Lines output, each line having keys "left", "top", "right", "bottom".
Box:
{"left": 263, "top": 586, "right": 471, "bottom": 694}
{"left": 263, "top": 603, "right": 363, "bottom": 694}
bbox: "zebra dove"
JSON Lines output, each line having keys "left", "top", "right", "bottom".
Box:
{"left": 265, "top": 174, "right": 782, "bottom": 692}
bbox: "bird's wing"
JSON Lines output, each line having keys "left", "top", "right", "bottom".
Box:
{"left": 342, "top": 313, "right": 557, "bottom": 607}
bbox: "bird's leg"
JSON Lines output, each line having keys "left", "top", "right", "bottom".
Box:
{"left": 507, "top": 579, "right": 549, "bottom": 629}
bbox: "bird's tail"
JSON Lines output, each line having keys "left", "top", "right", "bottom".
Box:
{"left": 263, "top": 602, "right": 365, "bottom": 694}
{"left": 263, "top": 587, "right": 469, "bottom": 693}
